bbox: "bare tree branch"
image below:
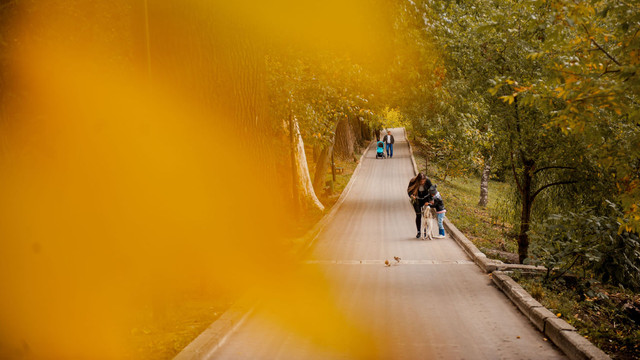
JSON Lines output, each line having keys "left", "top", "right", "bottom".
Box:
{"left": 582, "top": 24, "right": 622, "bottom": 66}
{"left": 534, "top": 166, "right": 576, "bottom": 175}
{"left": 600, "top": 63, "right": 622, "bottom": 77}
{"left": 572, "top": 94, "right": 617, "bottom": 103}
{"left": 624, "top": 71, "right": 637, "bottom": 82}
{"left": 532, "top": 180, "right": 578, "bottom": 201}
{"left": 591, "top": 39, "right": 622, "bottom": 66}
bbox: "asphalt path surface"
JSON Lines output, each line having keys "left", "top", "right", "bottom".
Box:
{"left": 212, "top": 128, "right": 566, "bottom": 359}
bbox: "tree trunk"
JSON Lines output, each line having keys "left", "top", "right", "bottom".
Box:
{"left": 361, "top": 120, "right": 371, "bottom": 142}
{"left": 518, "top": 160, "right": 534, "bottom": 264}
{"left": 289, "top": 106, "right": 299, "bottom": 215}
{"left": 292, "top": 118, "right": 324, "bottom": 212}
{"left": 331, "top": 149, "right": 336, "bottom": 182}
{"left": 478, "top": 155, "right": 492, "bottom": 207}
{"left": 312, "top": 143, "right": 322, "bottom": 163}
{"left": 334, "top": 117, "right": 355, "bottom": 159}
{"left": 510, "top": 96, "right": 534, "bottom": 264}
{"left": 350, "top": 115, "right": 364, "bottom": 148}
{"left": 312, "top": 143, "right": 333, "bottom": 192}
{"left": 442, "top": 157, "right": 449, "bottom": 182}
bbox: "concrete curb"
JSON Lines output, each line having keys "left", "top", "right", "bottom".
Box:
{"left": 496, "top": 263, "right": 548, "bottom": 272}
{"left": 492, "top": 272, "right": 610, "bottom": 360}
{"left": 407, "top": 134, "right": 610, "bottom": 360}
{"left": 444, "top": 218, "right": 498, "bottom": 273}
{"left": 173, "top": 141, "right": 373, "bottom": 360}
{"left": 444, "top": 218, "right": 548, "bottom": 274}
{"left": 174, "top": 293, "right": 257, "bottom": 360}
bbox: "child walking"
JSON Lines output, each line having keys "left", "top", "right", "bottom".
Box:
{"left": 427, "top": 185, "right": 446, "bottom": 238}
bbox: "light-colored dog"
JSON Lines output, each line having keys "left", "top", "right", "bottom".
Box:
{"left": 421, "top": 204, "right": 434, "bottom": 240}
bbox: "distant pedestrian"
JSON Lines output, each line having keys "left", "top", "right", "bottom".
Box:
{"left": 383, "top": 130, "right": 394, "bottom": 158}
{"left": 407, "top": 172, "right": 433, "bottom": 238}
{"left": 427, "top": 185, "right": 447, "bottom": 238}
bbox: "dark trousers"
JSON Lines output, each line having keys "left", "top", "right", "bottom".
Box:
{"left": 413, "top": 200, "right": 426, "bottom": 231}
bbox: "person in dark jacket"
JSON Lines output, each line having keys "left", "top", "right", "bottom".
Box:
{"left": 407, "top": 172, "right": 433, "bottom": 238}
{"left": 427, "top": 185, "right": 447, "bottom": 238}
{"left": 382, "top": 130, "right": 395, "bottom": 158}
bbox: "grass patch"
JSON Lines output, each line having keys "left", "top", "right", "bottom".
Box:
{"left": 513, "top": 272, "right": 640, "bottom": 359}
{"left": 318, "top": 154, "right": 360, "bottom": 208}
{"left": 124, "top": 293, "right": 236, "bottom": 359}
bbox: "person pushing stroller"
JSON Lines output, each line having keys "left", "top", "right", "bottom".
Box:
{"left": 382, "top": 130, "right": 394, "bottom": 158}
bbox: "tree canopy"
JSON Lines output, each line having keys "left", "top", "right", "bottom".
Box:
{"left": 397, "top": 0, "right": 639, "bottom": 284}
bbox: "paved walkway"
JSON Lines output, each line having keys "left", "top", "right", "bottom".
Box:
{"left": 211, "top": 128, "right": 566, "bottom": 359}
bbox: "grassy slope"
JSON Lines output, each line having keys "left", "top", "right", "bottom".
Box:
{"left": 125, "top": 295, "right": 236, "bottom": 359}
{"left": 513, "top": 273, "right": 640, "bottom": 359}
{"left": 412, "top": 152, "right": 519, "bottom": 261}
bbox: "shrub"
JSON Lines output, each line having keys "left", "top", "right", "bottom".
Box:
{"left": 531, "top": 201, "right": 640, "bottom": 290}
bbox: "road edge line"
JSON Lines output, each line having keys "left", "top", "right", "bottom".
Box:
{"left": 173, "top": 295, "right": 257, "bottom": 360}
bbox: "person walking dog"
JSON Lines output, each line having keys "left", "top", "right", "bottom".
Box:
{"left": 407, "top": 172, "right": 433, "bottom": 238}
{"left": 383, "top": 130, "right": 394, "bottom": 158}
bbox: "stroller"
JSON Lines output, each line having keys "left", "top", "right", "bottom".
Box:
{"left": 376, "top": 141, "right": 385, "bottom": 159}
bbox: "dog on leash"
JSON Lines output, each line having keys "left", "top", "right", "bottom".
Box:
{"left": 421, "top": 204, "right": 434, "bottom": 240}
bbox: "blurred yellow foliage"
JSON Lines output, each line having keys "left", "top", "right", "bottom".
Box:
{"left": 0, "top": 0, "right": 391, "bottom": 358}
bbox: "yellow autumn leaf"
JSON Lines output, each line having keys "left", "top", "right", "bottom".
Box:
{"left": 499, "top": 95, "right": 514, "bottom": 104}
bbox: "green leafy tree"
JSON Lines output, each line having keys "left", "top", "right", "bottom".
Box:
{"left": 387, "top": 0, "right": 481, "bottom": 179}
{"left": 531, "top": 202, "right": 640, "bottom": 290}
{"left": 266, "top": 47, "right": 385, "bottom": 204}
{"left": 408, "top": 0, "right": 632, "bottom": 265}
{"left": 509, "top": 0, "right": 640, "bottom": 234}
